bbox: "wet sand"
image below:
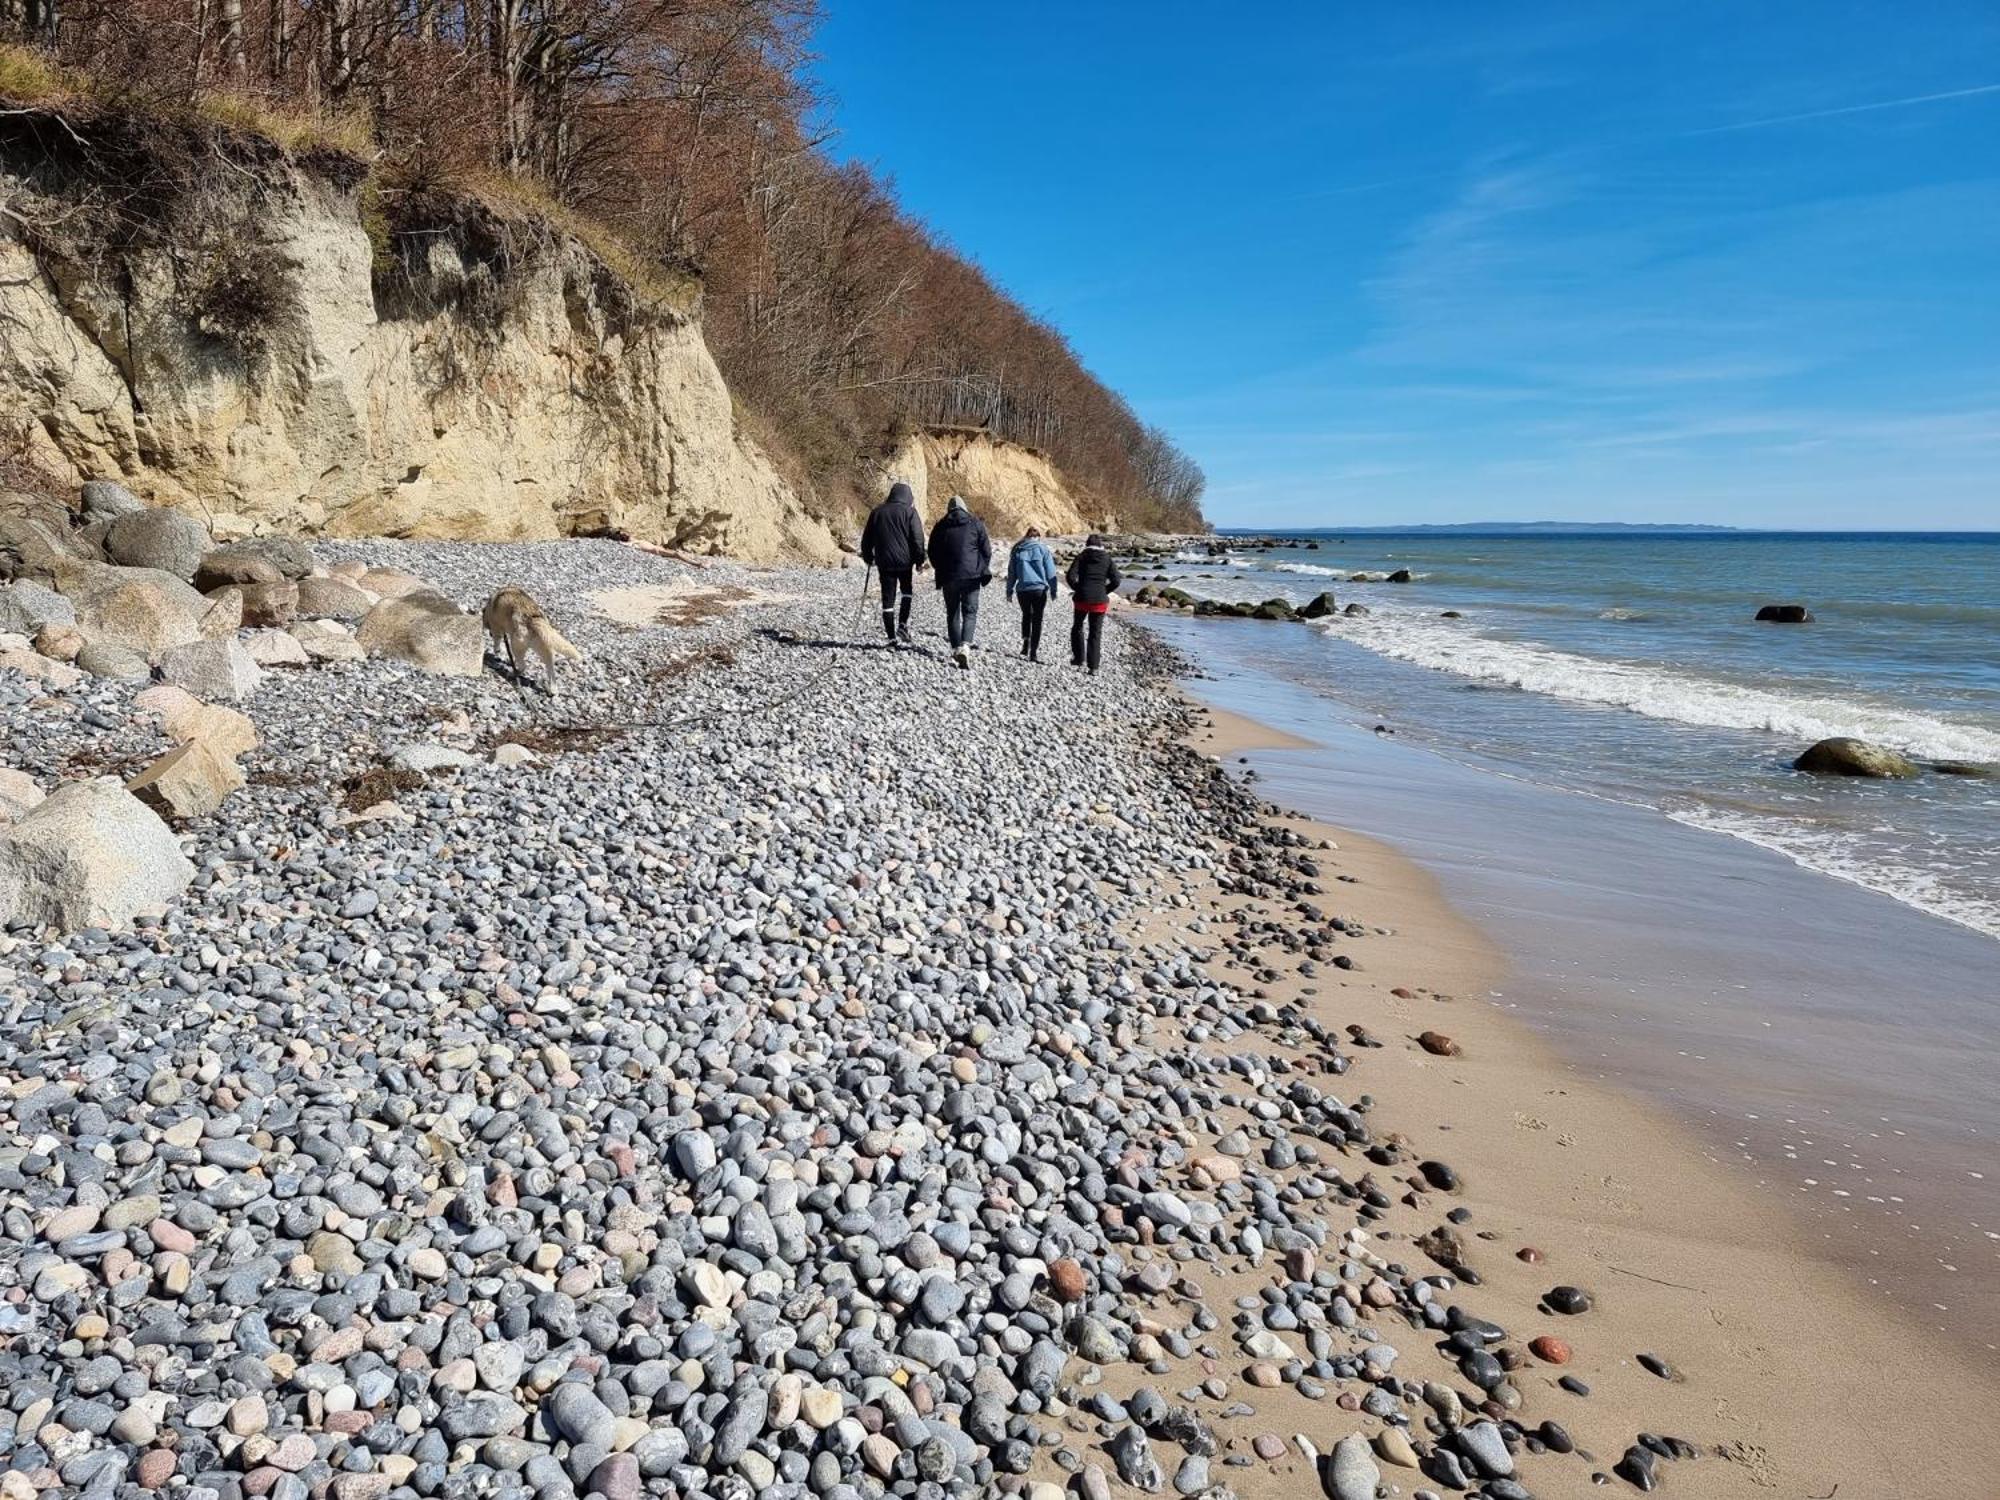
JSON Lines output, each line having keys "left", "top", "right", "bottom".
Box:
{"left": 1096, "top": 700, "right": 1996, "bottom": 1496}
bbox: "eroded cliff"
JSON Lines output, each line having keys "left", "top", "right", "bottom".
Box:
{"left": 0, "top": 111, "right": 841, "bottom": 561}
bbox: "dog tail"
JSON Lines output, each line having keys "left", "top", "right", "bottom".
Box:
{"left": 528, "top": 617, "right": 581, "bottom": 662}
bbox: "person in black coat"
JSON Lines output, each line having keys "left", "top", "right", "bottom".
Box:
{"left": 859, "top": 481, "right": 928, "bottom": 646}
{"left": 1064, "top": 533, "right": 1122, "bottom": 673}
{"left": 926, "top": 495, "right": 993, "bottom": 670}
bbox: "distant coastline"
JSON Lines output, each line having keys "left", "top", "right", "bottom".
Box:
{"left": 1214, "top": 522, "right": 2000, "bottom": 537}
{"left": 1223, "top": 521, "right": 1741, "bottom": 535}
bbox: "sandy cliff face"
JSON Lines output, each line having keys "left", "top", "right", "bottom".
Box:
{"left": 864, "top": 429, "right": 1110, "bottom": 539}
{"left": 0, "top": 129, "right": 840, "bottom": 562}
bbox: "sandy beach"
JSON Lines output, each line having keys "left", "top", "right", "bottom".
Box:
{"left": 1168, "top": 701, "right": 1997, "bottom": 1496}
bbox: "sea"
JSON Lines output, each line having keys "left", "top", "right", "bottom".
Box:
{"left": 1144, "top": 528, "right": 2000, "bottom": 1348}
{"left": 1155, "top": 531, "right": 2000, "bottom": 941}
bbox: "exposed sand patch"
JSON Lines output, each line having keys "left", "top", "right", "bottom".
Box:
{"left": 591, "top": 578, "right": 796, "bottom": 629}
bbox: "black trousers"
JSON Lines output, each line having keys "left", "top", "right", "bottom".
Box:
{"left": 942, "top": 581, "right": 982, "bottom": 648}
{"left": 877, "top": 565, "right": 914, "bottom": 640}
{"left": 1016, "top": 589, "right": 1048, "bottom": 656}
{"left": 1071, "top": 607, "right": 1106, "bottom": 670}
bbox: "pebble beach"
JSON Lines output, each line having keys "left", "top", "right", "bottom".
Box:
{"left": 3, "top": 537, "right": 1993, "bottom": 1500}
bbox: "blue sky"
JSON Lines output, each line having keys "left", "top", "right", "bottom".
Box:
{"left": 810, "top": 2, "right": 2000, "bottom": 529}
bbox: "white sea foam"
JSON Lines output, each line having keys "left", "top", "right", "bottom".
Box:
{"left": 1320, "top": 608, "right": 2000, "bottom": 763}
{"left": 1272, "top": 562, "right": 1346, "bottom": 578}
{"left": 1666, "top": 805, "right": 2000, "bottom": 940}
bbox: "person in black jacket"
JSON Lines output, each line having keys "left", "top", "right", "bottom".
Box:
{"left": 1064, "top": 533, "right": 1122, "bottom": 673}
{"left": 858, "top": 481, "right": 928, "bottom": 646}
{"left": 926, "top": 495, "right": 993, "bottom": 670}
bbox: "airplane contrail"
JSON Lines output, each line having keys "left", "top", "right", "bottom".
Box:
{"left": 1686, "top": 82, "right": 2000, "bottom": 136}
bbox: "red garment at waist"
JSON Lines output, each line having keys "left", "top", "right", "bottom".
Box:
{"left": 1072, "top": 601, "right": 1109, "bottom": 615}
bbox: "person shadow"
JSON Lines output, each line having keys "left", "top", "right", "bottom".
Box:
{"left": 755, "top": 626, "right": 939, "bottom": 656}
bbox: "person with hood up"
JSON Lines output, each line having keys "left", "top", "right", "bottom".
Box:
{"left": 1004, "top": 526, "right": 1059, "bottom": 661}
{"left": 926, "top": 494, "right": 993, "bottom": 669}
{"left": 858, "top": 480, "right": 927, "bottom": 647}
{"left": 1064, "top": 533, "right": 1122, "bottom": 674}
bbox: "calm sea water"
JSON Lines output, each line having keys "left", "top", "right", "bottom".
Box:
{"left": 1161, "top": 532, "right": 2000, "bottom": 938}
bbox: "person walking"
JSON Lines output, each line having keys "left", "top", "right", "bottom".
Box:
{"left": 859, "top": 480, "right": 927, "bottom": 647}
{"left": 1065, "top": 532, "right": 1122, "bottom": 674}
{"left": 926, "top": 494, "right": 993, "bottom": 670}
{"left": 1005, "top": 526, "right": 1059, "bottom": 661}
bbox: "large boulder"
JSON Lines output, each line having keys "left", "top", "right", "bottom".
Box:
{"left": 0, "top": 648, "right": 84, "bottom": 690}
{"left": 104, "top": 508, "right": 212, "bottom": 581}
{"left": 158, "top": 637, "right": 263, "bottom": 702}
{"left": 1387, "top": 568, "right": 1414, "bottom": 583}
{"left": 79, "top": 480, "right": 148, "bottom": 522}
{"left": 290, "top": 619, "right": 366, "bottom": 662}
{"left": 74, "top": 642, "right": 152, "bottom": 680}
{"left": 1, "top": 491, "right": 92, "bottom": 571}
{"left": 1756, "top": 603, "right": 1813, "bottom": 623}
{"left": 1252, "top": 598, "right": 1296, "bottom": 621}
{"left": 356, "top": 567, "right": 433, "bottom": 600}
{"left": 242, "top": 629, "right": 310, "bottom": 668}
{"left": 1794, "top": 737, "right": 1917, "bottom": 779}
{"left": 0, "top": 581, "right": 75, "bottom": 635}
{"left": 0, "top": 768, "right": 44, "bottom": 826}
{"left": 0, "top": 778, "right": 194, "bottom": 932}
{"left": 137, "top": 684, "right": 260, "bottom": 760}
{"left": 228, "top": 537, "right": 317, "bottom": 579}
{"left": 232, "top": 580, "right": 299, "bottom": 628}
{"left": 294, "top": 576, "right": 374, "bottom": 621}
{"left": 53, "top": 561, "right": 209, "bottom": 660}
{"left": 193, "top": 548, "right": 284, "bottom": 591}
{"left": 357, "top": 592, "right": 484, "bottom": 677}
{"left": 127, "top": 740, "right": 245, "bottom": 820}
{"left": 1297, "top": 591, "right": 1338, "bottom": 620}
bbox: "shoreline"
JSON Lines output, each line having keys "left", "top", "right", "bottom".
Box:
{"left": 1169, "top": 687, "right": 1995, "bottom": 1493}
{"left": 3, "top": 539, "right": 1989, "bottom": 1500}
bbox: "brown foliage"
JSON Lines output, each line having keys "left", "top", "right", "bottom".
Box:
{"left": 1, "top": 2, "right": 1206, "bottom": 529}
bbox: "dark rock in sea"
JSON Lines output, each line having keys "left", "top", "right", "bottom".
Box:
{"left": 1933, "top": 760, "right": 1998, "bottom": 778}
{"left": 1544, "top": 1285, "right": 1592, "bottom": 1315}
{"left": 1343, "top": 602, "right": 1370, "bottom": 616}
{"left": 1793, "top": 737, "right": 1918, "bottom": 779}
{"left": 1440, "top": 609, "right": 1462, "bottom": 617}
{"left": 1253, "top": 598, "right": 1296, "bottom": 621}
{"left": 1754, "top": 603, "right": 1812, "bottom": 622}
{"left": 1297, "top": 591, "right": 1338, "bottom": 620}
{"left": 1387, "top": 568, "right": 1414, "bottom": 583}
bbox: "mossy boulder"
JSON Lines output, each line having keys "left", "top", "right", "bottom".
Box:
{"left": 1794, "top": 738, "right": 1917, "bottom": 779}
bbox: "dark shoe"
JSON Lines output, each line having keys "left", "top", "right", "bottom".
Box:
{"left": 897, "top": 624, "right": 913, "bottom": 646}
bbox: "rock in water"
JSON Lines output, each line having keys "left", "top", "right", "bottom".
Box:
{"left": 1297, "top": 590, "right": 1338, "bottom": 619}
{"left": 1327, "top": 1433, "right": 1380, "bottom": 1500}
{"left": 356, "top": 593, "right": 485, "bottom": 676}
{"left": 0, "top": 777, "right": 194, "bottom": 931}
{"left": 1793, "top": 737, "right": 1917, "bottom": 779}
{"left": 1387, "top": 568, "right": 1414, "bottom": 582}
{"left": 1754, "top": 602, "right": 1813, "bottom": 622}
